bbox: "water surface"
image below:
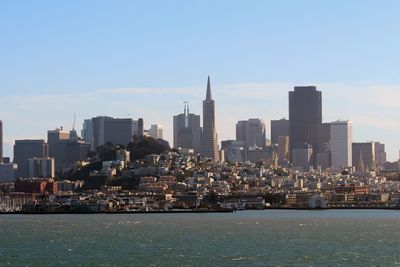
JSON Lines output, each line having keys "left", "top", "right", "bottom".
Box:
{"left": 1, "top": 210, "right": 400, "bottom": 266}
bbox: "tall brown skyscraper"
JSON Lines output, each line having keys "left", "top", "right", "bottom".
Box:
{"left": 289, "top": 86, "right": 322, "bottom": 166}
{"left": 201, "top": 76, "right": 219, "bottom": 160}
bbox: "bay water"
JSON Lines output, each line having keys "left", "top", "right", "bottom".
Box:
{"left": 1, "top": 210, "right": 400, "bottom": 266}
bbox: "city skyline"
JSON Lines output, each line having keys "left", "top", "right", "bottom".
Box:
{"left": 1, "top": 80, "right": 399, "bottom": 161}
{"left": 1, "top": 1, "right": 400, "bottom": 160}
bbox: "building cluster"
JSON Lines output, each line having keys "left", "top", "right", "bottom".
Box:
{"left": 0, "top": 77, "right": 400, "bottom": 213}
{"left": 0, "top": 150, "right": 399, "bottom": 213}
{"left": 0, "top": 117, "right": 164, "bottom": 182}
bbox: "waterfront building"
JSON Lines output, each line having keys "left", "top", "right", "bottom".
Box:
{"left": 289, "top": 86, "right": 322, "bottom": 165}
{"left": 173, "top": 103, "right": 201, "bottom": 153}
{"left": 15, "top": 178, "right": 58, "bottom": 194}
{"left": 270, "top": 118, "right": 290, "bottom": 145}
{"left": 331, "top": 121, "right": 352, "bottom": 169}
{"left": 236, "top": 119, "right": 266, "bottom": 148}
{"left": 201, "top": 76, "right": 219, "bottom": 160}
{"left": 14, "top": 140, "right": 48, "bottom": 178}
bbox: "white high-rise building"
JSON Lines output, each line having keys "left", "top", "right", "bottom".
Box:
{"left": 331, "top": 120, "right": 352, "bottom": 169}
{"left": 148, "top": 124, "right": 163, "bottom": 140}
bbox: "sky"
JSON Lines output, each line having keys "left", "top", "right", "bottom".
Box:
{"left": 0, "top": 0, "right": 400, "bottom": 160}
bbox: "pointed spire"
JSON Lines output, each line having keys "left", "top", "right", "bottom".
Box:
{"left": 206, "top": 76, "right": 212, "bottom": 100}
{"left": 358, "top": 151, "right": 365, "bottom": 173}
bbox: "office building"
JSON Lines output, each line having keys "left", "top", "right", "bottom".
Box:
{"left": 289, "top": 86, "right": 322, "bottom": 164}
{"left": 0, "top": 162, "right": 17, "bottom": 182}
{"left": 270, "top": 119, "right": 290, "bottom": 145}
{"left": 91, "top": 116, "right": 136, "bottom": 149}
{"left": 48, "top": 128, "right": 70, "bottom": 146}
{"left": 92, "top": 116, "right": 112, "bottom": 149}
{"left": 81, "top": 119, "right": 94, "bottom": 149}
{"left": 47, "top": 128, "right": 70, "bottom": 170}
{"left": 104, "top": 118, "right": 134, "bottom": 146}
{"left": 173, "top": 103, "right": 201, "bottom": 153}
{"left": 331, "top": 121, "right": 352, "bottom": 169}
{"left": 352, "top": 142, "right": 376, "bottom": 172}
{"left": 374, "top": 142, "right": 387, "bottom": 168}
{"left": 277, "top": 136, "right": 290, "bottom": 165}
{"left": 236, "top": 119, "right": 266, "bottom": 148}
{"left": 27, "top": 158, "right": 55, "bottom": 178}
{"left": 148, "top": 124, "right": 163, "bottom": 140}
{"left": 14, "top": 140, "right": 48, "bottom": 178}
{"left": 292, "top": 144, "right": 313, "bottom": 171}
{"left": 221, "top": 140, "right": 245, "bottom": 163}
{"left": 245, "top": 147, "right": 272, "bottom": 163}
{"left": 66, "top": 140, "right": 90, "bottom": 167}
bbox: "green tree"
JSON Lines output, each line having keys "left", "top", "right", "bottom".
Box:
{"left": 127, "top": 136, "right": 167, "bottom": 160}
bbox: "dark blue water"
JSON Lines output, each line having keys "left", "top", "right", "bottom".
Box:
{"left": 1, "top": 210, "right": 400, "bottom": 266}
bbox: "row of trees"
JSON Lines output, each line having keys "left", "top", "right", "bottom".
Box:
{"left": 94, "top": 136, "right": 170, "bottom": 162}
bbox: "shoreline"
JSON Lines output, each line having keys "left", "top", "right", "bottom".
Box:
{"left": 1, "top": 207, "right": 400, "bottom": 215}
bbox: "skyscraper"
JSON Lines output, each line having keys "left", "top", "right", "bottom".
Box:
{"left": 81, "top": 119, "right": 94, "bottom": 149}
{"left": 91, "top": 116, "right": 136, "bottom": 149}
{"left": 278, "top": 136, "right": 290, "bottom": 165}
{"left": 289, "top": 86, "right": 322, "bottom": 164}
{"left": 236, "top": 119, "right": 266, "bottom": 148}
{"left": 104, "top": 118, "right": 134, "bottom": 146}
{"left": 331, "top": 120, "right": 352, "bottom": 169}
{"left": 92, "top": 116, "right": 112, "bottom": 149}
{"left": 374, "top": 142, "right": 387, "bottom": 169}
{"left": 352, "top": 142, "right": 376, "bottom": 172}
{"left": 148, "top": 124, "right": 163, "bottom": 140}
{"left": 0, "top": 120, "right": 3, "bottom": 163}
{"left": 14, "top": 140, "right": 49, "bottom": 178}
{"left": 173, "top": 103, "right": 201, "bottom": 153}
{"left": 201, "top": 76, "right": 219, "bottom": 160}
{"left": 270, "top": 118, "right": 290, "bottom": 145}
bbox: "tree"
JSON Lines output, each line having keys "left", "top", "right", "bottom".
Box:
{"left": 96, "top": 142, "right": 116, "bottom": 161}
{"left": 127, "top": 136, "right": 166, "bottom": 160}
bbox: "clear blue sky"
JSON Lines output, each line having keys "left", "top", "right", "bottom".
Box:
{"left": 1, "top": 0, "right": 400, "bottom": 160}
